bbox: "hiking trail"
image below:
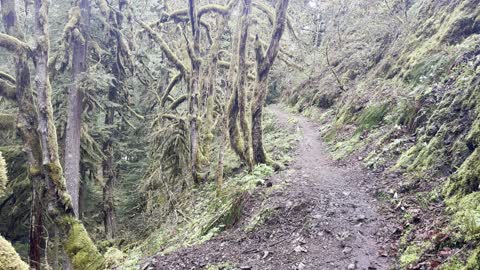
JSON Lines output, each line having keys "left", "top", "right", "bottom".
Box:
{"left": 144, "top": 105, "right": 393, "bottom": 270}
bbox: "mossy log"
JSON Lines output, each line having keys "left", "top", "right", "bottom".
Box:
{"left": 0, "top": 33, "right": 31, "bottom": 55}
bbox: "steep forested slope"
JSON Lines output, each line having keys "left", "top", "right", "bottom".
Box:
{"left": 284, "top": 0, "right": 480, "bottom": 268}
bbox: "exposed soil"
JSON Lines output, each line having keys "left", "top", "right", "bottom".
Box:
{"left": 142, "top": 105, "right": 395, "bottom": 270}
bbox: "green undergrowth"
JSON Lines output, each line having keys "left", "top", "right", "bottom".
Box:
{"left": 400, "top": 241, "right": 432, "bottom": 268}
{"left": 117, "top": 110, "right": 297, "bottom": 269}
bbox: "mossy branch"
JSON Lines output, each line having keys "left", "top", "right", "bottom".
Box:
{"left": 170, "top": 94, "right": 188, "bottom": 110}
{"left": 0, "top": 71, "right": 16, "bottom": 84}
{"left": 158, "top": 0, "right": 239, "bottom": 23}
{"left": 63, "top": 7, "right": 81, "bottom": 40}
{"left": 0, "top": 78, "right": 17, "bottom": 101}
{"left": 252, "top": 1, "right": 297, "bottom": 40}
{"left": 136, "top": 19, "right": 187, "bottom": 74}
{"left": 0, "top": 33, "right": 31, "bottom": 55}
{"left": 161, "top": 73, "right": 183, "bottom": 107}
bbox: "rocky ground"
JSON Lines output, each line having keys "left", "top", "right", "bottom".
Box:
{"left": 141, "top": 105, "right": 398, "bottom": 270}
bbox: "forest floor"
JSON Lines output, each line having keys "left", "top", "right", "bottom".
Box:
{"left": 142, "top": 105, "right": 396, "bottom": 270}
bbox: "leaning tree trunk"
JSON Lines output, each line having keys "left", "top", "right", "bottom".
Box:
{"left": 251, "top": 0, "right": 289, "bottom": 165}
{"left": 0, "top": 0, "right": 45, "bottom": 268}
{"left": 64, "top": 0, "right": 90, "bottom": 218}
{"left": 34, "top": 0, "right": 104, "bottom": 269}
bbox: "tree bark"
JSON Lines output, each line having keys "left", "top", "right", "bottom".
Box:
{"left": 0, "top": 1, "right": 45, "bottom": 269}
{"left": 227, "top": 0, "right": 252, "bottom": 166}
{"left": 103, "top": 82, "right": 117, "bottom": 239}
{"left": 251, "top": 0, "right": 289, "bottom": 165}
{"left": 235, "top": 0, "right": 253, "bottom": 169}
{"left": 188, "top": 0, "right": 201, "bottom": 183}
{"left": 64, "top": 0, "right": 90, "bottom": 218}
{"left": 34, "top": 0, "right": 104, "bottom": 268}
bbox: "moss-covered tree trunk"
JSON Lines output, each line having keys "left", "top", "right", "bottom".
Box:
{"left": 0, "top": 0, "right": 46, "bottom": 268}
{"left": 188, "top": 0, "right": 201, "bottom": 184}
{"left": 227, "top": 0, "right": 253, "bottom": 167}
{"left": 235, "top": 0, "right": 253, "bottom": 169}
{"left": 251, "top": 0, "right": 289, "bottom": 165}
{"left": 34, "top": 0, "right": 104, "bottom": 268}
{"left": 64, "top": 0, "right": 90, "bottom": 218}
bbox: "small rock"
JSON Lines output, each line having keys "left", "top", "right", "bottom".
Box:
{"left": 356, "top": 215, "right": 367, "bottom": 222}
{"left": 294, "top": 245, "right": 308, "bottom": 253}
{"left": 347, "top": 262, "right": 357, "bottom": 270}
{"left": 297, "top": 262, "right": 306, "bottom": 270}
{"left": 342, "top": 247, "right": 353, "bottom": 254}
{"left": 240, "top": 266, "right": 252, "bottom": 270}
{"left": 286, "top": 201, "right": 293, "bottom": 208}
{"left": 293, "top": 236, "right": 307, "bottom": 245}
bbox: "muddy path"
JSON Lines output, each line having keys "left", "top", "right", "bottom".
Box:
{"left": 143, "top": 105, "right": 393, "bottom": 270}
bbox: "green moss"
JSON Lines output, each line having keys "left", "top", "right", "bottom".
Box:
{"left": 104, "top": 247, "right": 125, "bottom": 269}
{"left": 404, "top": 53, "right": 450, "bottom": 85}
{"left": 444, "top": 149, "right": 480, "bottom": 197}
{"left": 464, "top": 246, "right": 480, "bottom": 270}
{"left": 400, "top": 242, "right": 431, "bottom": 268}
{"left": 440, "top": 256, "right": 465, "bottom": 270}
{"left": 0, "top": 235, "right": 28, "bottom": 270}
{"left": 447, "top": 192, "right": 480, "bottom": 240}
{"left": 356, "top": 104, "right": 389, "bottom": 132}
{"left": 332, "top": 134, "right": 362, "bottom": 160}
{"left": 60, "top": 217, "right": 105, "bottom": 270}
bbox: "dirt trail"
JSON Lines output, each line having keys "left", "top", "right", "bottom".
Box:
{"left": 145, "top": 105, "right": 392, "bottom": 270}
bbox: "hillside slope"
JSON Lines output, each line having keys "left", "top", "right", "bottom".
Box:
{"left": 284, "top": 0, "right": 480, "bottom": 268}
